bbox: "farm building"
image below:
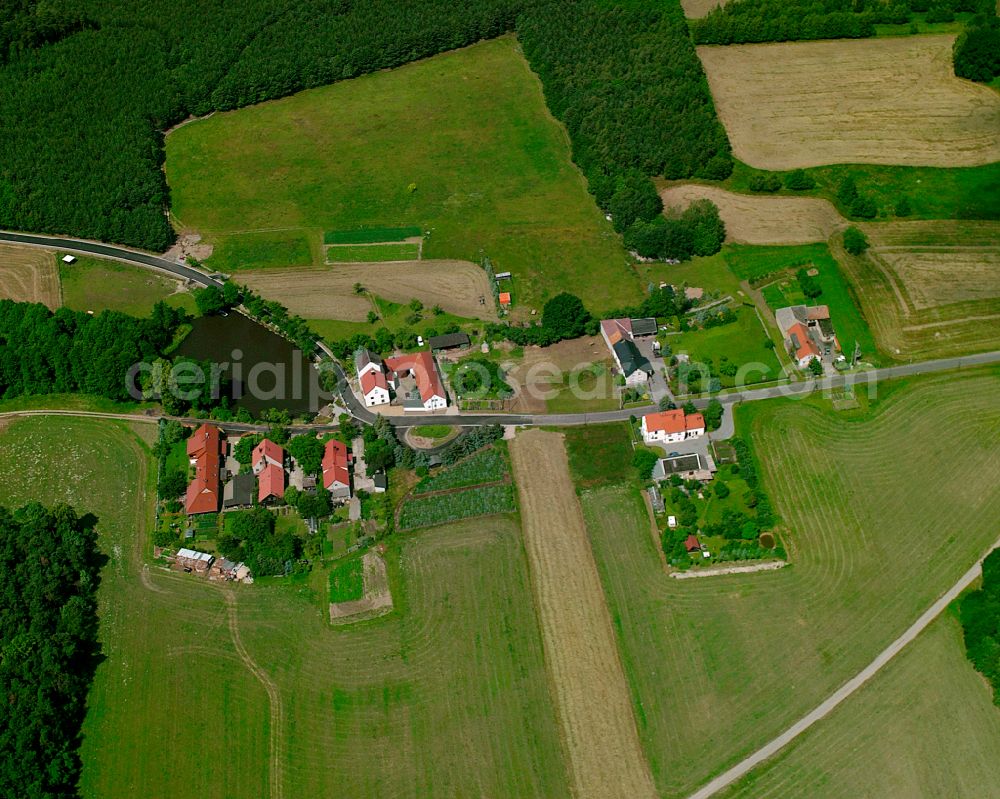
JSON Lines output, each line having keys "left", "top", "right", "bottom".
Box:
{"left": 186, "top": 424, "right": 224, "bottom": 515}
{"left": 601, "top": 317, "right": 656, "bottom": 385}
{"left": 383, "top": 351, "right": 447, "bottom": 412}
{"left": 652, "top": 452, "right": 717, "bottom": 484}
{"left": 322, "top": 439, "right": 352, "bottom": 499}
{"left": 252, "top": 438, "right": 284, "bottom": 474}
{"left": 775, "top": 305, "right": 839, "bottom": 369}
{"left": 175, "top": 548, "right": 214, "bottom": 573}
{"left": 258, "top": 463, "right": 285, "bottom": 504}
{"left": 641, "top": 409, "right": 705, "bottom": 444}
{"left": 360, "top": 369, "right": 391, "bottom": 407}
{"left": 428, "top": 332, "right": 470, "bottom": 351}
{"left": 223, "top": 473, "right": 255, "bottom": 509}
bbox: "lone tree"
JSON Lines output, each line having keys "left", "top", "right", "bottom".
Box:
{"left": 542, "top": 293, "right": 590, "bottom": 340}
{"left": 194, "top": 285, "right": 226, "bottom": 315}
{"left": 843, "top": 226, "right": 870, "bottom": 256}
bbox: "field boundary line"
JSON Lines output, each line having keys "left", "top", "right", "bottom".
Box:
{"left": 686, "top": 534, "right": 1000, "bottom": 799}
{"left": 225, "top": 590, "right": 284, "bottom": 799}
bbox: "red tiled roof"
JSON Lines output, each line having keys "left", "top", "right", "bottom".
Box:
{"left": 499, "top": 292, "right": 511, "bottom": 305}
{"left": 384, "top": 350, "right": 445, "bottom": 405}
{"left": 252, "top": 438, "right": 284, "bottom": 470}
{"left": 600, "top": 318, "right": 632, "bottom": 346}
{"left": 788, "top": 322, "right": 820, "bottom": 361}
{"left": 258, "top": 462, "right": 285, "bottom": 502}
{"left": 322, "top": 439, "right": 350, "bottom": 490}
{"left": 643, "top": 409, "right": 704, "bottom": 435}
{"left": 685, "top": 535, "right": 702, "bottom": 553}
{"left": 186, "top": 424, "right": 222, "bottom": 515}
{"left": 361, "top": 369, "right": 389, "bottom": 395}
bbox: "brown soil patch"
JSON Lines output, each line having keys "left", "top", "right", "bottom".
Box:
{"left": 492, "top": 336, "right": 612, "bottom": 414}
{"left": 661, "top": 184, "right": 844, "bottom": 245}
{"left": 239, "top": 259, "right": 496, "bottom": 322}
{"left": 0, "top": 245, "right": 61, "bottom": 309}
{"left": 328, "top": 551, "right": 394, "bottom": 624}
{"left": 681, "top": 0, "right": 727, "bottom": 17}
{"left": 509, "top": 430, "right": 657, "bottom": 799}
{"left": 697, "top": 36, "right": 1000, "bottom": 169}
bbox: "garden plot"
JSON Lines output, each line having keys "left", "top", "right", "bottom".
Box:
{"left": 697, "top": 35, "right": 1000, "bottom": 169}
{"left": 328, "top": 550, "right": 394, "bottom": 624}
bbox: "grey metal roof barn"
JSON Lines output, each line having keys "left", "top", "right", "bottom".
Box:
{"left": 427, "top": 332, "right": 470, "bottom": 350}
{"left": 629, "top": 317, "right": 658, "bottom": 337}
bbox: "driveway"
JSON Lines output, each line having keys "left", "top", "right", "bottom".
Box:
{"left": 636, "top": 338, "right": 672, "bottom": 403}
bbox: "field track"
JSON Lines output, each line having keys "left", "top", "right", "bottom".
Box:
{"left": 0, "top": 244, "right": 60, "bottom": 308}
{"left": 697, "top": 36, "right": 1000, "bottom": 169}
{"left": 239, "top": 259, "right": 495, "bottom": 322}
{"left": 660, "top": 184, "right": 844, "bottom": 244}
{"left": 509, "top": 429, "right": 657, "bottom": 799}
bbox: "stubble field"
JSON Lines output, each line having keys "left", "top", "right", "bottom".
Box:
{"left": 239, "top": 259, "right": 496, "bottom": 322}
{"left": 697, "top": 35, "right": 1000, "bottom": 169}
{"left": 837, "top": 219, "right": 1000, "bottom": 359}
{"left": 660, "top": 184, "right": 844, "bottom": 245}
{"left": 0, "top": 244, "right": 60, "bottom": 307}
{"left": 509, "top": 430, "right": 657, "bottom": 799}
{"left": 573, "top": 371, "right": 1000, "bottom": 796}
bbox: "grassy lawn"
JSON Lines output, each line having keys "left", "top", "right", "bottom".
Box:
{"left": 328, "top": 557, "right": 364, "bottom": 603}
{"left": 410, "top": 424, "right": 453, "bottom": 440}
{"left": 207, "top": 230, "right": 315, "bottom": 272}
{"left": 727, "top": 243, "right": 880, "bottom": 364}
{"left": 720, "top": 613, "right": 1000, "bottom": 798}
{"left": 59, "top": 257, "right": 198, "bottom": 317}
{"left": 325, "top": 243, "right": 420, "bottom": 262}
{"left": 669, "top": 305, "right": 782, "bottom": 388}
{"left": 0, "top": 417, "right": 569, "bottom": 797}
{"left": 573, "top": 369, "right": 1000, "bottom": 796}
{"left": 166, "top": 36, "right": 640, "bottom": 314}
{"left": 721, "top": 159, "right": 1000, "bottom": 222}
{"left": 306, "top": 295, "right": 481, "bottom": 342}
{"left": 544, "top": 364, "right": 620, "bottom": 413}
{"left": 325, "top": 226, "right": 421, "bottom": 244}
{"left": 562, "top": 422, "right": 637, "bottom": 489}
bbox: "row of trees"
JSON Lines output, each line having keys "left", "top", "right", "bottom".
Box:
{"left": 0, "top": 299, "right": 187, "bottom": 402}
{"left": 0, "top": 503, "right": 102, "bottom": 798}
{"left": 953, "top": 11, "right": 1000, "bottom": 82}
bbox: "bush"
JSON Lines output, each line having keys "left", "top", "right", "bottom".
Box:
{"left": 894, "top": 196, "right": 912, "bottom": 217}
{"left": 749, "top": 173, "right": 782, "bottom": 192}
{"left": 784, "top": 169, "right": 816, "bottom": 191}
{"left": 542, "top": 293, "right": 591, "bottom": 340}
{"left": 632, "top": 448, "right": 659, "bottom": 479}
{"left": 843, "top": 226, "right": 870, "bottom": 255}
{"left": 796, "top": 267, "right": 823, "bottom": 299}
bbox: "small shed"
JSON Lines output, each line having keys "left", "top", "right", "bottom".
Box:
{"left": 685, "top": 535, "right": 702, "bottom": 553}
{"left": 495, "top": 271, "right": 512, "bottom": 280}
{"left": 61, "top": 254, "right": 77, "bottom": 264}
{"left": 372, "top": 473, "right": 388, "bottom": 493}
{"left": 427, "top": 332, "right": 470, "bottom": 351}
{"left": 499, "top": 291, "right": 512, "bottom": 307}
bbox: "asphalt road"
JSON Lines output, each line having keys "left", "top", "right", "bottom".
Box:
{"left": 686, "top": 533, "right": 1000, "bottom": 799}
{"left": 4, "top": 229, "right": 999, "bottom": 429}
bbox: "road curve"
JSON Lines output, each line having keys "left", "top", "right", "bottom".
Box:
{"left": 686, "top": 534, "right": 1000, "bottom": 799}
{"left": 0, "top": 230, "right": 222, "bottom": 287}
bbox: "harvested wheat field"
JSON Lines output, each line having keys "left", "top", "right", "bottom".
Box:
{"left": 697, "top": 35, "right": 1000, "bottom": 169}
{"left": 240, "top": 259, "right": 495, "bottom": 322}
{"left": 509, "top": 430, "right": 657, "bottom": 799}
{"left": 661, "top": 184, "right": 844, "bottom": 244}
{"left": 835, "top": 220, "right": 1000, "bottom": 359}
{"left": 0, "top": 245, "right": 60, "bottom": 308}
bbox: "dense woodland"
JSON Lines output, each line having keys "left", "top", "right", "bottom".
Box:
{"left": 692, "top": 0, "right": 997, "bottom": 53}
{"left": 0, "top": 0, "right": 729, "bottom": 251}
{"left": 961, "top": 548, "right": 1000, "bottom": 705}
{"left": 0, "top": 299, "right": 186, "bottom": 402}
{"left": 0, "top": 503, "right": 102, "bottom": 798}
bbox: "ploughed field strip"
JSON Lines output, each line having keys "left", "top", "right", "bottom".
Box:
{"left": 509, "top": 429, "right": 657, "bottom": 799}
{"left": 697, "top": 35, "right": 1000, "bottom": 170}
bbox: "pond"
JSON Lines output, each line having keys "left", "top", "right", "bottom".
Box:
{"left": 173, "top": 312, "right": 322, "bottom": 416}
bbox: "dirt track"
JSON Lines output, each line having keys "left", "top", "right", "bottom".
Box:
{"left": 0, "top": 245, "right": 61, "bottom": 308}
{"left": 510, "top": 429, "right": 658, "bottom": 799}
{"left": 660, "top": 184, "right": 844, "bottom": 245}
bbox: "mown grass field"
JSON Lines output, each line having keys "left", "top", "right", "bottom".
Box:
{"left": 60, "top": 257, "right": 198, "bottom": 317}
{"left": 166, "top": 36, "right": 640, "bottom": 314}
{"left": 572, "top": 370, "right": 1000, "bottom": 797}
{"left": 720, "top": 614, "right": 1000, "bottom": 798}
{"left": 0, "top": 417, "right": 570, "bottom": 798}
{"left": 0, "top": 417, "right": 272, "bottom": 799}
{"left": 325, "top": 243, "right": 421, "bottom": 262}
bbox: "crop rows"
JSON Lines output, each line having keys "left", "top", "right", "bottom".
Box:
{"left": 399, "top": 484, "right": 516, "bottom": 530}
{"left": 413, "top": 448, "right": 508, "bottom": 495}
